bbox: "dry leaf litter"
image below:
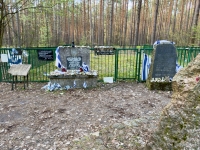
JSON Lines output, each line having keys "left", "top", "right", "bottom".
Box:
{"left": 0, "top": 81, "right": 171, "bottom": 149}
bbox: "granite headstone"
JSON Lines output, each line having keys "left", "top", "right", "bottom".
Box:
{"left": 151, "top": 44, "right": 177, "bottom": 79}
{"left": 146, "top": 44, "right": 177, "bottom": 90}
{"left": 58, "top": 46, "right": 90, "bottom": 70}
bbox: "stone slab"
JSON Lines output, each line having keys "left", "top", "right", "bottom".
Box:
{"left": 58, "top": 46, "right": 90, "bottom": 70}
{"left": 151, "top": 44, "right": 177, "bottom": 79}
{"left": 146, "top": 44, "right": 177, "bottom": 90}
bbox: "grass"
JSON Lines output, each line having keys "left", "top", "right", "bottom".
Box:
{"left": 1, "top": 47, "right": 200, "bottom": 82}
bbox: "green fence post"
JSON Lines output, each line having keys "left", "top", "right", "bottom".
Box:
{"left": 135, "top": 49, "right": 139, "bottom": 81}
{"left": 114, "top": 49, "right": 119, "bottom": 81}
{"left": 0, "top": 63, "right": 2, "bottom": 82}
{"left": 137, "top": 50, "right": 142, "bottom": 82}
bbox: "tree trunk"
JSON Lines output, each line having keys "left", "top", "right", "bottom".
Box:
{"left": 0, "top": 1, "right": 5, "bottom": 47}
{"left": 129, "top": 0, "right": 135, "bottom": 46}
{"left": 134, "top": 0, "right": 142, "bottom": 46}
{"left": 98, "top": 0, "right": 103, "bottom": 45}
{"left": 190, "top": 0, "right": 200, "bottom": 45}
{"left": 172, "top": 0, "right": 178, "bottom": 40}
{"left": 123, "top": 0, "right": 128, "bottom": 47}
{"left": 108, "top": 0, "right": 114, "bottom": 46}
{"left": 151, "top": 0, "right": 159, "bottom": 44}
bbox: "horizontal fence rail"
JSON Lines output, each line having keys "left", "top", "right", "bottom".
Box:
{"left": 0, "top": 46, "right": 200, "bottom": 83}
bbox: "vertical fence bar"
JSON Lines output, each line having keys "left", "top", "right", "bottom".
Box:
{"left": 137, "top": 50, "right": 141, "bottom": 81}
{"left": 0, "top": 63, "right": 2, "bottom": 82}
{"left": 114, "top": 49, "right": 118, "bottom": 81}
{"left": 135, "top": 49, "right": 139, "bottom": 81}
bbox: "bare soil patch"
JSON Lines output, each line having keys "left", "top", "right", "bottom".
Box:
{"left": 0, "top": 81, "right": 171, "bottom": 149}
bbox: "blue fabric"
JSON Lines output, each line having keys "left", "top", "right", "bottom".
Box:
{"left": 82, "top": 62, "right": 89, "bottom": 72}
{"left": 8, "top": 58, "right": 22, "bottom": 64}
{"left": 141, "top": 53, "right": 183, "bottom": 81}
{"left": 141, "top": 53, "right": 151, "bottom": 81}
{"left": 8, "top": 48, "right": 22, "bottom": 65}
{"left": 176, "top": 62, "right": 183, "bottom": 72}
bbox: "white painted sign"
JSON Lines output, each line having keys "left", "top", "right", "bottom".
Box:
{"left": 1, "top": 54, "right": 8, "bottom": 62}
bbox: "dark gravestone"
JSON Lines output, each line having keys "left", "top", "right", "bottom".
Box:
{"left": 152, "top": 44, "right": 177, "bottom": 78}
{"left": 146, "top": 44, "right": 177, "bottom": 90}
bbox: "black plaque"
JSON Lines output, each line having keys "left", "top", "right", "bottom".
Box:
{"left": 94, "top": 48, "right": 115, "bottom": 55}
{"left": 152, "top": 44, "right": 177, "bottom": 78}
{"left": 15, "top": 48, "right": 22, "bottom": 55}
{"left": 66, "top": 56, "right": 82, "bottom": 70}
{"left": 38, "top": 50, "right": 54, "bottom": 61}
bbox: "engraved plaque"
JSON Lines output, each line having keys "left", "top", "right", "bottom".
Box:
{"left": 38, "top": 50, "right": 54, "bottom": 61}
{"left": 66, "top": 56, "right": 82, "bottom": 70}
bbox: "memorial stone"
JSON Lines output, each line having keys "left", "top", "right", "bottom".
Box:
{"left": 146, "top": 44, "right": 177, "bottom": 90}
{"left": 58, "top": 46, "right": 90, "bottom": 70}
{"left": 48, "top": 46, "right": 97, "bottom": 89}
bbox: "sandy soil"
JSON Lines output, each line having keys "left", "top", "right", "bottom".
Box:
{"left": 0, "top": 81, "right": 171, "bottom": 149}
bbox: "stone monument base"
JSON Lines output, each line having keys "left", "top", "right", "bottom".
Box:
{"left": 146, "top": 80, "right": 172, "bottom": 91}
{"left": 48, "top": 74, "right": 98, "bottom": 88}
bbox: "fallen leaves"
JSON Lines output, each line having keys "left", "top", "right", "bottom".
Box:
{"left": 0, "top": 82, "right": 171, "bottom": 149}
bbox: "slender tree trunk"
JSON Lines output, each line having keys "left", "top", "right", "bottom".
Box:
{"left": 98, "top": 0, "right": 103, "bottom": 45}
{"left": 134, "top": 0, "right": 142, "bottom": 46}
{"left": 123, "top": 0, "right": 128, "bottom": 46}
{"left": 151, "top": 0, "right": 159, "bottom": 44}
{"left": 166, "top": 0, "right": 174, "bottom": 38}
{"left": 83, "top": 0, "right": 86, "bottom": 39}
{"left": 172, "top": 0, "right": 178, "bottom": 40}
{"left": 129, "top": 1, "right": 134, "bottom": 46}
{"left": 190, "top": 0, "right": 200, "bottom": 45}
{"left": 108, "top": 0, "right": 114, "bottom": 46}
{"left": 0, "top": 1, "right": 6, "bottom": 47}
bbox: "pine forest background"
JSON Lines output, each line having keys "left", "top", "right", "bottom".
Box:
{"left": 0, "top": 0, "right": 200, "bottom": 48}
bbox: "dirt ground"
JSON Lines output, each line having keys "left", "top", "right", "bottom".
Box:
{"left": 0, "top": 81, "right": 171, "bottom": 149}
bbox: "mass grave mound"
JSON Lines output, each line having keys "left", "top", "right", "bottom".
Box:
{"left": 146, "top": 54, "right": 200, "bottom": 149}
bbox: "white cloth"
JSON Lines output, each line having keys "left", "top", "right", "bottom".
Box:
{"left": 55, "top": 46, "right": 63, "bottom": 68}
{"left": 153, "top": 40, "right": 175, "bottom": 49}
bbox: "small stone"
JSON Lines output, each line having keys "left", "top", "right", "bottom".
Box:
{"left": 112, "top": 123, "right": 125, "bottom": 129}
{"left": 91, "top": 131, "right": 99, "bottom": 137}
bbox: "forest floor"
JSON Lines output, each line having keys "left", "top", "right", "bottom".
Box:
{"left": 0, "top": 81, "right": 171, "bottom": 150}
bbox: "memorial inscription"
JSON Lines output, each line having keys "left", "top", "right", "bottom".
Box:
{"left": 38, "top": 50, "right": 54, "bottom": 61}
{"left": 66, "top": 56, "right": 82, "bottom": 69}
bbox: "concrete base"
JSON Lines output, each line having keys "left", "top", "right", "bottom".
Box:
{"left": 146, "top": 80, "right": 172, "bottom": 91}
{"left": 48, "top": 74, "right": 98, "bottom": 88}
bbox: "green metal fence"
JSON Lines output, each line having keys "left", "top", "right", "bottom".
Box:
{"left": 0, "top": 46, "right": 200, "bottom": 83}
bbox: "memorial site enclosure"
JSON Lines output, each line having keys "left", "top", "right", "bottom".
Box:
{"left": 0, "top": 46, "right": 200, "bottom": 83}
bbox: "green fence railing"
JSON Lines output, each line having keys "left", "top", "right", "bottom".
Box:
{"left": 0, "top": 46, "right": 200, "bottom": 83}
